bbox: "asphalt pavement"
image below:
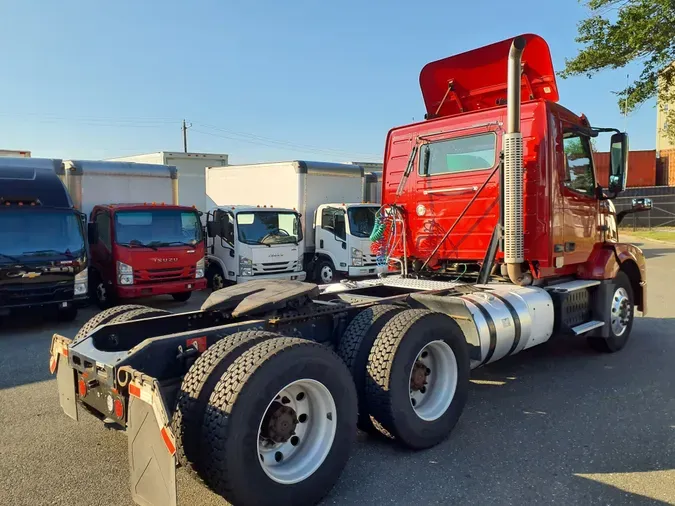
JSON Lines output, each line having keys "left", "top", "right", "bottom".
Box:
{"left": 0, "top": 240, "right": 673, "bottom": 505}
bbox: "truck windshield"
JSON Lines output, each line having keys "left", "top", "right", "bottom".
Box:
{"left": 0, "top": 209, "right": 85, "bottom": 261}
{"left": 236, "top": 212, "right": 302, "bottom": 246}
{"left": 114, "top": 210, "right": 203, "bottom": 247}
{"left": 348, "top": 207, "right": 378, "bottom": 238}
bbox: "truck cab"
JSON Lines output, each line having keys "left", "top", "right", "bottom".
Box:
{"left": 87, "top": 203, "right": 206, "bottom": 307}
{"left": 313, "top": 203, "right": 384, "bottom": 283}
{"left": 0, "top": 158, "right": 88, "bottom": 320}
{"left": 381, "top": 33, "right": 648, "bottom": 315}
{"left": 205, "top": 205, "right": 306, "bottom": 288}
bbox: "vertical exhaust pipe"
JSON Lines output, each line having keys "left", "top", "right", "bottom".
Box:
{"left": 503, "top": 36, "right": 532, "bottom": 286}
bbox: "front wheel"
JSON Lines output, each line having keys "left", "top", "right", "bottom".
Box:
{"left": 587, "top": 271, "right": 634, "bottom": 353}
{"left": 207, "top": 263, "right": 227, "bottom": 292}
{"left": 172, "top": 292, "right": 192, "bottom": 302}
{"left": 316, "top": 260, "right": 340, "bottom": 284}
{"left": 91, "top": 272, "right": 116, "bottom": 309}
{"left": 200, "top": 337, "right": 357, "bottom": 506}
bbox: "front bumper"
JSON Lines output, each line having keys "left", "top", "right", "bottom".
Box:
{"left": 0, "top": 282, "right": 88, "bottom": 313}
{"left": 348, "top": 265, "right": 386, "bottom": 278}
{"left": 117, "top": 278, "right": 207, "bottom": 299}
{"left": 237, "top": 271, "right": 306, "bottom": 283}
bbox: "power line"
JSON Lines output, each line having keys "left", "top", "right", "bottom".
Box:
{"left": 190, "top": 128, "right": 380, "bottom": 159}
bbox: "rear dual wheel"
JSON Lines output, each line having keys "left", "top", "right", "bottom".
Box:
{"left": 174, "top": 334, "right": 357, "bottom": 506}
{"left": 345, "top": 308, "right": 470, "bottom": 449}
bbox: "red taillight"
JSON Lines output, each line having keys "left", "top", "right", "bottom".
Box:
{"left": 78, "top": 379, "right": 87, "bottom": 397}
{"left": 114, "top": 398, "right": 124, "bottom": 419}
{"left": 49, "top": 356, "right": 57, "bottom": 374}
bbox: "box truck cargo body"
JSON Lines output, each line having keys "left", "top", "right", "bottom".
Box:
{"left": 0, "top": 149, "right": 31, "bottom": 158}
{"left": 60, "top": 160, "right": 178, "bottom": 219}
{"left": 205, "top": 161, "right": 383, "bottom": 283}
{"left": 108, "top": 152, "right": 228, "bottom": 212}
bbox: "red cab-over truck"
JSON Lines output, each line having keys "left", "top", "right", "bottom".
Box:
{"left": 60, "top": 160, "right": 207, "bottom": 307}
{"left": 50, "top": 34, "right": 651, "bottom": 506}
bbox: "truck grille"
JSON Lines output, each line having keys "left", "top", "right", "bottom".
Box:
{"left": 253, "top": 260, "right": 298, "bottom": 275}
{"left": 0, "top": 280, "right": 74, "bottom": 307}
{"left": 364, "top": 254, "right": 378, "bottom": 267}
{"left": 133, "top": 266, "right": 196, "bottom": 284}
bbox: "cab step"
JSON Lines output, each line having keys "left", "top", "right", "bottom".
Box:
{"left": 569, "top": 320, "right": 605, "bottom": 335}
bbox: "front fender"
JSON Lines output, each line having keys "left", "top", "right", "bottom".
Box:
{"left": 580, "top": 243, "right": 647, "bottom": 314}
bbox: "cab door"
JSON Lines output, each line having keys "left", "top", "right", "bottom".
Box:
{"left": 560, "top": 128, "right": 600, "bottom": 265}
{"left": 91, "top": 210, "right": 114, "bottom": 284}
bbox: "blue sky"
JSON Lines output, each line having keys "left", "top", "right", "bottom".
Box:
{"left": 0, "top": 0, "right": 654, "bottom": 163}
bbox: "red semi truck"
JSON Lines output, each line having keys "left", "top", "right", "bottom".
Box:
{"left": 50, "top": 34, "right": 650, "bottom": 506}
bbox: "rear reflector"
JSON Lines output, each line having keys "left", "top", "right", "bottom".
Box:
{"left": 49, "top": 356, "right": 57, "bottom": 375}
{"left": 128, "top": 383, "right": 141, "bottom": 399}
{"left": 160, "top": 427, "right": 176, "bottom": 456}
{"left": 78, "top": 379, "right": 87, "bottom": 397}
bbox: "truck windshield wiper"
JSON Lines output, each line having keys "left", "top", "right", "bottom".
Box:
{"left": 122, "top": 240, "right": 158, "bottom": 251}
{"left": 158, "top": 241, "right": 197, "bottom": 247}
{"left": 21, "top": 249, "right": 74, "bottom": 258}
{"left": 247, "top": 240, "right": 271, "bottom": 247}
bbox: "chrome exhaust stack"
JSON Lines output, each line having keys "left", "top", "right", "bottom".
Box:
{"left": 503, "top": 36, "right": 532, "bottom": 286}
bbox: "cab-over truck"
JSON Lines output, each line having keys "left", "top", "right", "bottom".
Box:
{"left": 50, "top": 34, "right": 650, "bottom": 506}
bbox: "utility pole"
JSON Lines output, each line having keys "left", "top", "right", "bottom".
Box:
{"left": 182, "top": 119, "right": 190, "bottom": 153}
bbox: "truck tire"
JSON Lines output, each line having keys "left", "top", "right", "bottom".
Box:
{"left": 90, "top": 271, "right": 116, "bottom": 309}
{"left": 171, "top": 292, "right": 192, "bottom": 302}
{"left": 365, "top": 309, "right": 470, "bottom": 450}
{"left": 106, "top": 307, "right": 171, "bottom": 325}
{"left": 207, "top": 263, "right": 227, "bottom": 291}
{"left": 336, "top": 304, "right": 404, "bottom": 433}
{"left": 73, "top": 304, "right": 150, "bottom": 341}
{"left": 172, "top": 330, "right": 278, "bottom": 475}
{"left": 200, "top": 337, "right": 357, "bottom": 506}
{"left": 316, "top": 259, "right": 340, "bottom": 284}
{"left": 587, "top": 271, "right": 635, "bottom": 353}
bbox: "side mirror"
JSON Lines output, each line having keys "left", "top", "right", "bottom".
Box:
{"left": 608, "top": 132, "right": 629, "bottom": 193}
{"left": 206, "top": 221, "right": 218, "bottom": 238}
{"left": 87, "top": 223, "right": 98, "bottom": 245}
{"left": 631, "top": 197, "right": 653, "bottom": 212}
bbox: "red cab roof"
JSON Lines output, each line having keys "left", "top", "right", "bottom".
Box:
{"left": 419, "top": 33, "right": 559, "bottom": 119}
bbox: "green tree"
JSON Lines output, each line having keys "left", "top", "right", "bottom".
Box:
{"left": 560, "top": 0, "right": 675, "bottom": 141}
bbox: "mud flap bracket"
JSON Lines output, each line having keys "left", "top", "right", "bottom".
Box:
{"left": 128, "top": 395, "right": 177, "bottom": 506}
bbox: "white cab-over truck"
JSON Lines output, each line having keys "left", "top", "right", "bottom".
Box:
{"left": 205, "top": 160, "right": 383, "bottom": 285}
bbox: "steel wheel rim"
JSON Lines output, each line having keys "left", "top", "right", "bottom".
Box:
{"left": 212, "top": 273, "right": 224, "bottom": 290}
{"left": 409, "top": 340, "right": 457, "bottom": 421}
{"left": 611, "top": 287, "right": 631, "bottom": 336}
{"left": 320, "top": 265, "right": 333, "bottom": 283}
{"left": 257, "top": 378, "right": 337, "bottom": 484}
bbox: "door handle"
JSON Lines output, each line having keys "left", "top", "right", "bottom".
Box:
{"left": 422, "top": 186, "right": 478, "bottom": 195}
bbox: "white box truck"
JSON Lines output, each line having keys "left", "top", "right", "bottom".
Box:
{"left": 0, "top": 149, "right": 31, "bottom": 158}
{"left": 108, "top": 151, "right": 228, "bottom": 212}
{"left": 205, "top": 160, "right": 383, "bottom": 285}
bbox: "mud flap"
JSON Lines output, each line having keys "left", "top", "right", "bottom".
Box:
{"left": 56, "top": 354, "right": 78, "bottom": 421}
{"left": 128, "top": 395, "right": 177, "bottom": 506}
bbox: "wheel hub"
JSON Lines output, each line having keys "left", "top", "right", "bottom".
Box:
{"left": 410, "top": 362, "right": 429, "bottom": 391}
{"left": 262, "top": 402, "right": 298, "bottom": 443}
{"left": 610, "top": 287, "right": 631, "bottom": 336}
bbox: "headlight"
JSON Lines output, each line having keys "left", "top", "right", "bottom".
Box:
{"left": 119, "top": 274, "right": 134, "bottom": 285}
{"left": 351, "top": 247, "right": 363, "bottom": 266}
{"left": 117, "top": 261, "right": 132, "bottom": 275}
{"left": 239, "top": 256, "right": 253, "bottom": 277}
{"left": 196, "top": 257, "right": 205, "bottom": 279}
{"left": 74, "top": 268, "right": 88, "bottom": 295}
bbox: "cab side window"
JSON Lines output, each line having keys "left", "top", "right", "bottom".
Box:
{"left": 563, "top": 132, "right": 596, "bottom": 196}
{"left": 95, "top": 212, "right": 111, "bottom": 249}
{"left": 321, "top": 208, "right": 346, "bottom": 241}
